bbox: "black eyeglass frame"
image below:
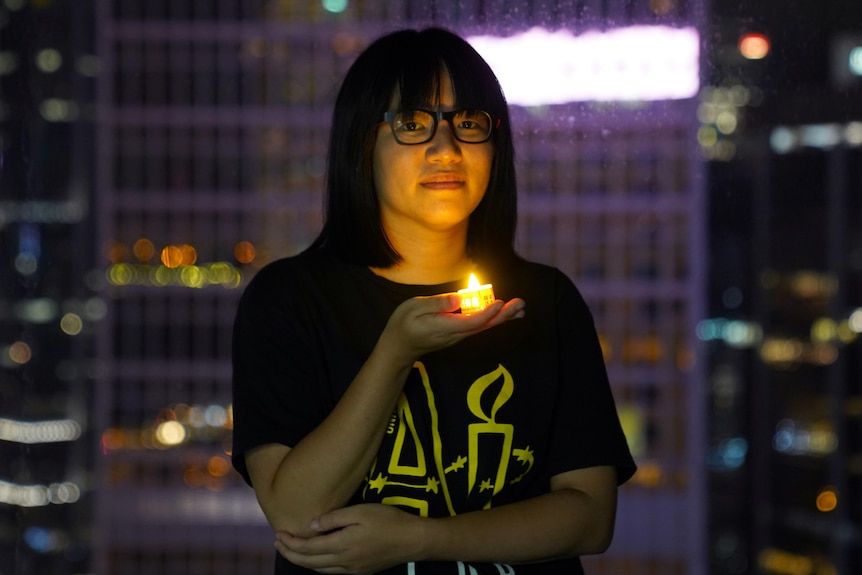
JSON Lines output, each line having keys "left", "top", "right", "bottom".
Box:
{"left": 382, "top": 109, "right": 497, "bottom": 145}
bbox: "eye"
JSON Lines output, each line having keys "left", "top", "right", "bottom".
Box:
{"left": 394, "top": 111, "right": 431, "bottom": 133}
{"left": 454, "top": 111, "right": 491, "bottom": 132}
{"left": 399, "top": 121, "right": 423, "bottom": 132}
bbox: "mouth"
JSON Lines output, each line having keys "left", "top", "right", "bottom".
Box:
{"left": 420, "top": 174, "right": 465, "bottom": 186}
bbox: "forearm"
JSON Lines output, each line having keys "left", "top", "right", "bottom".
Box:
{"left": 254, "top": 333, "right": 415, "bottom": 535}
{"left": 421, "top": 486, "right": 617, "bottom": 564}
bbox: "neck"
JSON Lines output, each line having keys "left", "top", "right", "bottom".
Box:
{"left": 371, "top": 226, "right": 474, "bottom": 285}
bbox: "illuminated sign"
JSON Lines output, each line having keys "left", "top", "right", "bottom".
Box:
{"left": 468, "top": 26, "right": 700, "bottom": 104}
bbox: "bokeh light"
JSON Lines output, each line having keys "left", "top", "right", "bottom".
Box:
{"left": 234, "top": 240, "right": 256, "bottom": 264}
{"left": 816, "top": 487, "right": 838, "bottom": 512}
{"left": 133, "top": 238, "right": 155, "bottom": 261}
{"left": 35, "top": 48, "right": 62, "bottom": 72}
{"left": 59, "top": 313, "right": 83, "bottom": 336}
{"left": 738, "top": 33, "right": 770, "bottom": 59}
{"left": 8, "top": 341, "right": 32, "bottom": 365}
{"left": 321, "top": 0, "right": 348, "bottom": 13}
{"left": 155, "top": 421, "right": 186, "bottom": 447}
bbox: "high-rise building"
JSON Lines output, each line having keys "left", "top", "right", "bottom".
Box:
{"left": 706, "top": 120, "right": 862, "bottom": 575}
{"left": 704, "top": 2, "right": 862, "bottom": 572}
{"left": 1, "top": 1, "right": 97, "bottom": 573}
{"left": 85, "top": 1, "right": 708, "bottom": 574}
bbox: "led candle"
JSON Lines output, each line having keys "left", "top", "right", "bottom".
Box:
{"left": 458, "top": 273, "right": 495, "bottom": 314}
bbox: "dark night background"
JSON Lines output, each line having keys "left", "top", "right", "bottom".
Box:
{"left": 1, "top": 1, "right": 861, "bottom": 574}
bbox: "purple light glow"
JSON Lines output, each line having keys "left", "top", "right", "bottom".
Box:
{"left": 468, "top": 26, "right": 700, "bottom": 105}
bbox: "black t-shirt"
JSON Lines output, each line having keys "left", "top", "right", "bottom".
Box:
{"left": 231, "top": 248, "right": 636, "bottom": 575}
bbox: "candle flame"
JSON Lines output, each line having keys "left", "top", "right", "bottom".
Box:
{"left": 467, "top": 273, "right": 481, "bottom": 289}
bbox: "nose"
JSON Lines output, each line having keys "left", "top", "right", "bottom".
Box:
{"left": 426, "top": 119, "right": 462, "bottom": 163}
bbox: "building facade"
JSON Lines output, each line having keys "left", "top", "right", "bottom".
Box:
{"left": 706, "top": 119, "right": 862, "bottom": 574}
{"left": 0, "top": 2, "right": 96, "bottom": 573}
{"left": 704, "top": 3, "right": 862, "bottom": 572}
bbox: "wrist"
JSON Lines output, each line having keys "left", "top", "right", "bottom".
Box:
{"left": 375, "top": 326, "right": 420, "bottom": 371}
{"left": 416, "top": 515, "right": 447, "bottom": 562}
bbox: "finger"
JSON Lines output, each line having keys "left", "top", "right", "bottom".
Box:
{"left": 275, "top": 532, "right": 313, "bottom": 553}
{"left": 415, "top": 293, "right": 462, "bottom": 314}
{"left": 277, "top": 536, "right": 353, "bottom": 574}
{"left": 456, "top": 299, "right": 505, "bottom": 324}
{"left": 277, "top": 542, "right": 342, "bottom": 573}
{"left": 313, "top": 508, "right": 358, "bottom": 533}
{"left": 463, "top": 298, "right": 525, "bottom": 332}
{"left": 276, "top": 530, "right": 337, "bottom": 556}
{"left": 498, "top": 298, "right": 526, "bottom": 320}
{"left": 422, "top": 300, "right": 504, "bottom": 338}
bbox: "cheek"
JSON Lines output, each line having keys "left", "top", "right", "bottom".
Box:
{"left": 371, "top": 139, "right": 392, "bottom": 191}
{"left": 477, "top": 148, "right": 495, "bottom": 186}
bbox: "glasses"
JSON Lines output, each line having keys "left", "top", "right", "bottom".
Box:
{"left": 382, "top": 109, "right": 495, "bottom": 145}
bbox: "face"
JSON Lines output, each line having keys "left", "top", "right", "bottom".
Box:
{"left": 372, "top": 71, "right": 494, "bottom": 241}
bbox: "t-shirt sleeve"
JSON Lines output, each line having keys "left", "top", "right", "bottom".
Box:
{"left": 230, "top": 263, "right": 330, "bottom": 486}
{"left": 546, "top": 270, "right": 637, "bottom": 484}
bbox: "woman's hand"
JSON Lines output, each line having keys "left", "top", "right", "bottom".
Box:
{"left": 274, "top": 467, "right": 619, "bottom": 573}
{"left": 274, "top": 503, "right": 425, "bottom": 575}
{"left": 381, "top": 294, "right": 525, "bottom": 367}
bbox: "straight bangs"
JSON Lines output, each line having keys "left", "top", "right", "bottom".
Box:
{"left": 394, "top": 38, "right": 506, "bottom": 122}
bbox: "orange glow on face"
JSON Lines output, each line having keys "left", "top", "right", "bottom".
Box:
{"left": 739, "top": 33, "right": 770, "bottom": 59}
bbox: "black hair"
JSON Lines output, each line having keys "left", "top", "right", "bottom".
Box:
{"left": 309, "top": 27, "right": 518, "bottom": 268}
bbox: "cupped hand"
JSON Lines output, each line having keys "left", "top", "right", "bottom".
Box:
{"left": 381, "top": 294, "right": 525, "bottom": 365}
{"left": 274, "top": 503, "right": 427, "bottom": 574}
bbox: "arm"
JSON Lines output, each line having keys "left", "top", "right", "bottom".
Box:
{"left": 245, "top": 294, "right": 526, "bottom": 537}
{"left": 275, "top": 465, "right": 619, "bottom": 572}
{"left": 426, "top": 465, "right": 618, "bottom": 562}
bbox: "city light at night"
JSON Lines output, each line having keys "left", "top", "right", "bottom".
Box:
{"left": 106, "top": 261, "right": 243, "bottom": 289}
{"left": 468, "top": 26, "right": 700, "bottom": 105}
{"left": 771, "top": 121, "right": 862, "bottom": 153}
{"left": 773, "top": 419, "right": 838, "bottom": 457}
{"left": 738, "top": 32, "right": 770, "bottom": 60}
{"left": 0, "top": 480, "right": 81, "bottom": 508}
{"left": 849, "top": 46, "right": 862, "bottom": 76}
{"left": 0, "top": 418, "right": 82, "bottom": 444}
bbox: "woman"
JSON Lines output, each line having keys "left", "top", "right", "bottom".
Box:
{"left": 231, "top": 27, "right": 636, "bottom": 575}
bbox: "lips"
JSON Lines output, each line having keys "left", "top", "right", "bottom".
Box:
{"left": 420, "top": 173, "right": 465, "bottom": 186}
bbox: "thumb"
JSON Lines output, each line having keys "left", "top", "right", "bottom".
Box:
{"left": 422, "top": 293, "right": 461, "bottom": 314}
{"left": 312, "top": 507, "right": 357, "bottom": 533}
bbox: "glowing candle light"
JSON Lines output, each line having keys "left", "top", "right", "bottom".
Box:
{"left": 458, "top": 273, "right": 495, "bottom": 314}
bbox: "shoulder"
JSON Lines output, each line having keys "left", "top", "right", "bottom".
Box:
{"left": 243, "top": 248, "right": 339, "bottom": 294}
{"left": 500, "top": 257, "right": 584, "bottom": 301}
{"left": 237, "top": 247, "right": 350, "bottom": 314}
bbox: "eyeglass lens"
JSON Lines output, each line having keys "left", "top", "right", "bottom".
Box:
{"left": 388, "top": 110, "right": 492, "bottom": 144}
